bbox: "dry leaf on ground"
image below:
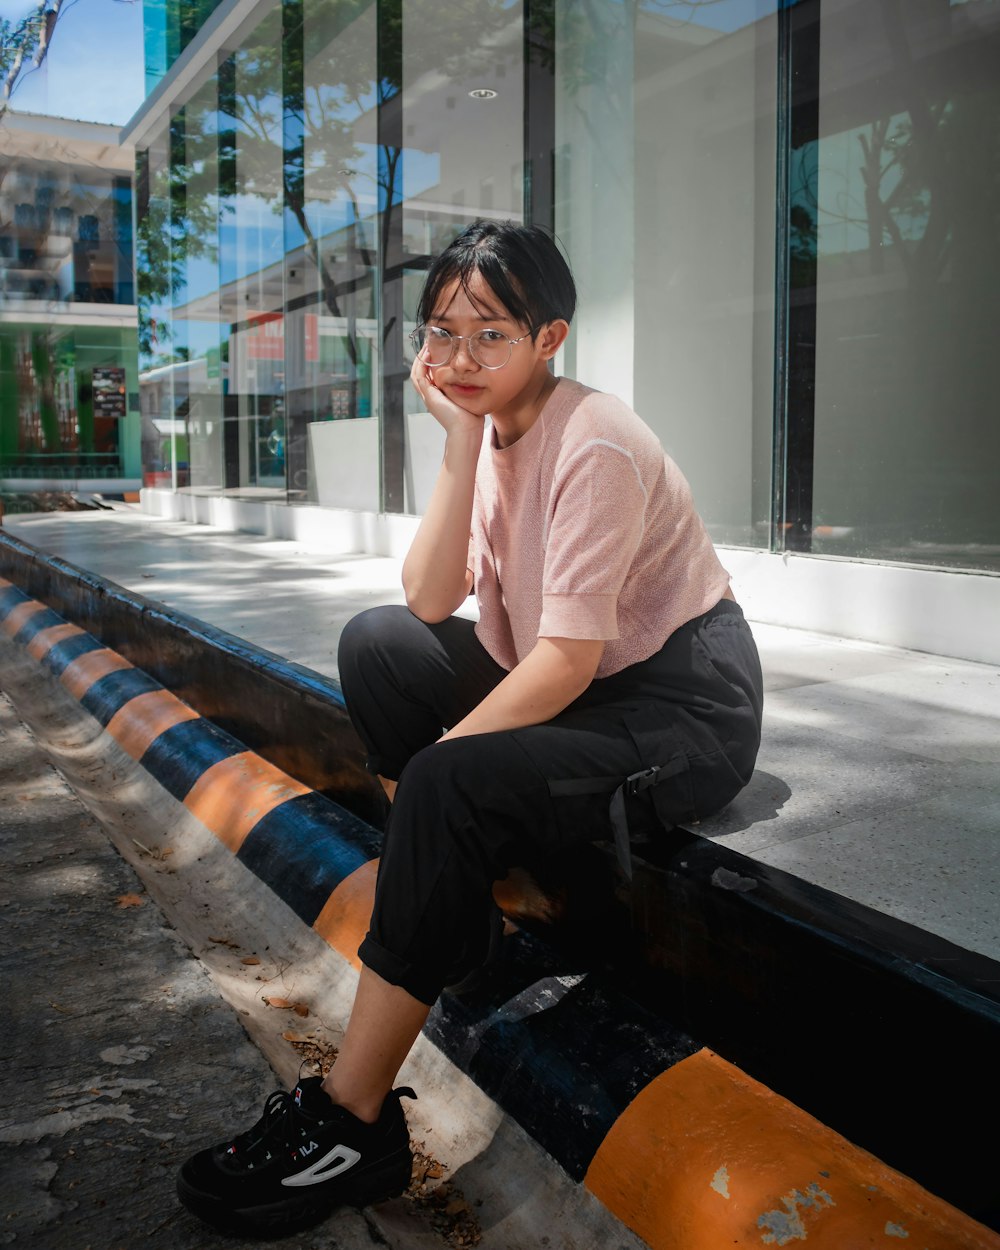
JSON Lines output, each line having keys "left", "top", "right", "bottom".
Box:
{"left": 262, "top": 995, "right": 309, "bottom": 1016}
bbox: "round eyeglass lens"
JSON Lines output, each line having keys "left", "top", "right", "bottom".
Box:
{"left": 410, "top": 327, "right": 513, "bottom": 369}
{"left": 467, "top": 331, "right": 511, "bottom": 368}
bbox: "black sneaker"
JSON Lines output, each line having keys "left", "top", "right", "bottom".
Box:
{"left": 177, "top": 1076, "right": 416, "bottom": 1238}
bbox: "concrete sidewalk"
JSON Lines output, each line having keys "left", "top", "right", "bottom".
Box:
{"left": 5, "top": 503, "right": 999, "bottom": 964}
{"left": 0, "top": 691, "right": 408, "bottom": 1250}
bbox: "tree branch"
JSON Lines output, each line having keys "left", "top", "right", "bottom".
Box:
{"left": 1, "top": 0, "right": 63, "bottom": 119}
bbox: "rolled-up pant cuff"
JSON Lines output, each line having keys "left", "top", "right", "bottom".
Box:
{"left": 358, "top": 933, "right": 446, "bottom": 1007}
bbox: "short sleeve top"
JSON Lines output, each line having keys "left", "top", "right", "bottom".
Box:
{"left": 470, "top": 378, "right": 731, "bottom": 678}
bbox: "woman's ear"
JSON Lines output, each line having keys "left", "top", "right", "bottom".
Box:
{"left": 537, "top": 319, "right": 570, "bottom": 361}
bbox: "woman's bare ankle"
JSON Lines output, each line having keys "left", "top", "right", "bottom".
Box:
{"left": 321, "top": 1074, "right": 383, "bottom": 1124}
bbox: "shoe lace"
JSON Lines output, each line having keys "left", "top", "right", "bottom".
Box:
{"left": 226, "top": 1089, "right": 309, "bottom": 1166}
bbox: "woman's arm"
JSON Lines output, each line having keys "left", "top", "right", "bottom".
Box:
{"left": 402, "top": 358, "right": 482, "bottom": 623}
{"left": 401, "top": 426, "right": 479, "bottom": 622}
{"left": 440, "top": 636, "right": 605, "bottom": 741}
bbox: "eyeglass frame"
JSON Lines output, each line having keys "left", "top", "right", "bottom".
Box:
{"left": 408, "top": 323, "right": 543, "bottom": 370}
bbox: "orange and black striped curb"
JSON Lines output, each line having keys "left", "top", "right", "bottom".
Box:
{"left": 2, "top": 542, "right": 999, "bottom": 1247}
{"left": 0, "top": 577, "right": 381, "bottom": 972}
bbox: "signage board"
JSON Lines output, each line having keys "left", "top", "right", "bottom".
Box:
{"left": 93, "top": 366, "right": 127, "bottom": 419}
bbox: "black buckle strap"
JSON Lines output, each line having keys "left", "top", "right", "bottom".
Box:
{"left": 624, "top": 765, "right": 661, "bottom": 798}
{"left": 610, "top": 766, "right": 660, "bottom": 882}
{"left": 611, "top": 757, "right": 688, "bottom": 881}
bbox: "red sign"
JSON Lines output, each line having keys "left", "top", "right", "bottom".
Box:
{"left": 246, "top": 313, "right": 284, "bottom": 360}
{"left": 245, "top": 313, "right": 319, "bottom": 362}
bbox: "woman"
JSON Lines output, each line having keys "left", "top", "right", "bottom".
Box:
{"left": 178, "top": 220, "right": 763, "bottom": 1237}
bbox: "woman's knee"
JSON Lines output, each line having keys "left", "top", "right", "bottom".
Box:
{"left": 338, "top": 604, "right": 408, "bottom": 664}
{"left": 396, "top": 740, "right": 465, "bottom": 804}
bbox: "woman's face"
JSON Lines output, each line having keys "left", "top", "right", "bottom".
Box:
{"left": 423, "top": 271, "right": 557, "bottom": 422}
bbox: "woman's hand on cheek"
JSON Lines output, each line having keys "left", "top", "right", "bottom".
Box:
{"left": 410, "top": 356, "right": 485, "bottom": 436}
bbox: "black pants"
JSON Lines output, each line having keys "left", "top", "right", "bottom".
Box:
{"left": 338, "top": 601, "right": 763, "bottom": 1005}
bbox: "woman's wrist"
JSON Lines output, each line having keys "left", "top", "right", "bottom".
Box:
{"left": 443, "top": 421, "right": 484, "bottom": 453}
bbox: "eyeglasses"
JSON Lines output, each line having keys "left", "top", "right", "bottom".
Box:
{"left": 408, "top": 324, "right": 539, "bottom": 370}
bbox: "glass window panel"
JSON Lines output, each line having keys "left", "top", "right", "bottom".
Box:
{"left": 224, "top": 2, "right": 288, "bottom": 497}
{"left": 137, "top": 122, "right": 182, "bottom": 488}
{"left": 399, "top": 0, "right": 525, "bottom": 515}
{"left": 0, "top": 156, "right": 132, "bottom": 309}
{"left": 144, "top": 0, "right": 170, "bottom": 95}
{"left": 176, "top": 76, "right": 225, "bottom": 492}
{"left": 295, "top": 0, "right": 380, "bottom": 509}
{"left": 555, "top": 0, "right": 778, "bottom": 548}
{"left": 0, "top": 323, "right": 139, "bottom": 483}
{"left": 144, "top": 0, "right": 229, "bottom": 94}
{"left": 401, "top": 0, "right": 524, "bottom": 256}
{"left": 810, "top": 0, "right": 1000, "bottom": 571}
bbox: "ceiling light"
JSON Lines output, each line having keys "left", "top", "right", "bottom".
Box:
{"left": 468, "top": 88, "right": 497, "bottom": 100}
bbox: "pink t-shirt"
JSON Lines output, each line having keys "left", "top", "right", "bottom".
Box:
{"left": 471, "top": 378, "right": 730, "bottom": 678}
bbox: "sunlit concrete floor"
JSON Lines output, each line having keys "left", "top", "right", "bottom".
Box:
{"left": 5, "top": 506, "right": 999, "bottom": 963}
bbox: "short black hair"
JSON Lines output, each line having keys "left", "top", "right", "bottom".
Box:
{"left": 417, "top": 220, "right": 576, "bottom": 337}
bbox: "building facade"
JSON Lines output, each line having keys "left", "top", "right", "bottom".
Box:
{"left": 0, "top": 113, "right": 141, "bottom": 495}
{"left": 126, "top": 0, "right": 1000, "bottom": 661}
